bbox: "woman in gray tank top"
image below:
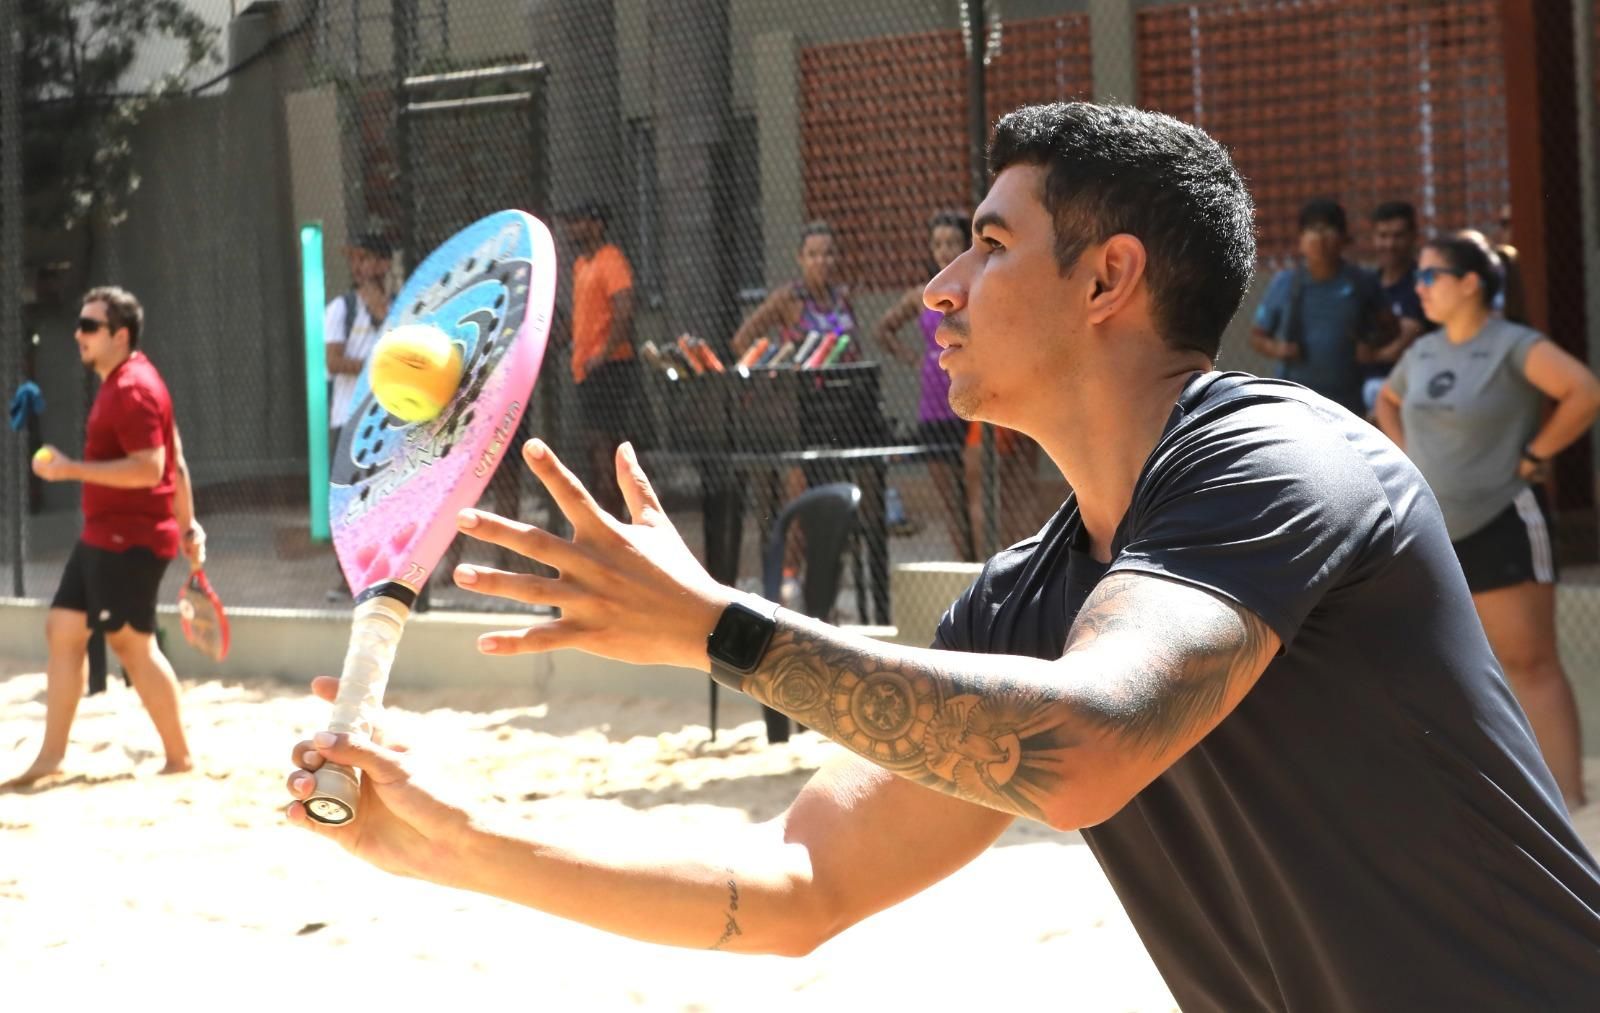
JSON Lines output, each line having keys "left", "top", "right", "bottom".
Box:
{"left": 1377, "top": 235, "right": 1600, "bottom": 808}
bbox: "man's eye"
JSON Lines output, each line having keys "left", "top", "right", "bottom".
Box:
{"left": 983, "top": 237, "right": 1004, "bottom": 252}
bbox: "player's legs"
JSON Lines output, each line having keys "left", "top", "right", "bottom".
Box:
{"left": 1473, "top": 581, "right": 1586, "bottom": 808}
{"left": 782, "top": 464, "right": 809, "bottom": 576}
{"left": 5, "top": 608, "right": 94, "bottom": 786}
{"left": 1456, "top": 488, "right": 1584, "bottom": 808}
{"left": 997, "top": 436, "right": 1051, "bottom": 547}
{"left": 963, "top": 433, "right": 986, "bottom": 556}
{"left": 106, "top": 626, "right": 193, "bottom": 774}
{"left": 577, "top": 364, "right": 629, "bottom": 520}
{"left": 96, "top": 545, "right": 191, "bottom": 773}
{"left": 928, "top": 457, "right": 972, "bottom": 561}
{"left": 7, "top": 543, "right": 101, "bottom": 786}
{"left": 918, "top": 420, "right": 973, "bottom": 562}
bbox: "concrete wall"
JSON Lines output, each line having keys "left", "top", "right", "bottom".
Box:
{"left": 93, "top": 34, "right": 303, "bottom": 488}
{"left": 285, "top": 87, "right": 351, "bottom": 299}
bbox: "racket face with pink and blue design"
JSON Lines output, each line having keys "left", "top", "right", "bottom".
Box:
{"left": 330, "top": 210, "right": 555, "bottom": 596}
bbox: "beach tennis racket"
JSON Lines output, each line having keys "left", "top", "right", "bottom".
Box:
{"left": 304, "top": 210, "right": 556, "bottom": 825}
{"left": 177, "top": 568, "right": 230, "bottom": 662}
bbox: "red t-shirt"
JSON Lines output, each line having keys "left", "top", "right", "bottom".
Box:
{"left": 81, "top": 352, "right": 179, "bottom": 559}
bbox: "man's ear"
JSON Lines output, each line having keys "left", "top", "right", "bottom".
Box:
{"left": 1085, "top": 234, "right": 1147, "bottom": 326}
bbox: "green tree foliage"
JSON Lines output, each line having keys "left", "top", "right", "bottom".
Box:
{"left": 21, "top": 0, "right": 219, "bottom": 232}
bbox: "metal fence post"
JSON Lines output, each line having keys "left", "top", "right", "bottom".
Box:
{"left": 2, "top": 0, "right": 26, "bottom": 596}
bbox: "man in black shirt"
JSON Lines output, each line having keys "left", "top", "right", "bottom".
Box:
{"left": 286, "top": 103, "right": 1600, "bottom": 1010}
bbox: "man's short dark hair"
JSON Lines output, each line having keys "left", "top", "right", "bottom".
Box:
{"left": 82, "top": 285, "right": 144, "bottom": 350}
{"left": 1369, "top": 200, "right": 1417, "bottom": 230}
{"left": 560, "top": 200, "right": 608, "bottom": 228}
{"left": 798, "top": 219, "right": 836, "bottom": 250}
{"left": 1298, "top": 198, "right": 1348, "bottom": 236}
{"left": 928, "top": 208, "right": 969, "bottom": 236}
{"left": 988, "top": 102, "right": 1256, "bottom": 359}
{"left": 350, "top": 232, "right": 394, "bottom": 258}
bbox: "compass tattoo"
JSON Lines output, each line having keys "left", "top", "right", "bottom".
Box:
{"left": 732, "top": 572, "right": 1275, "bottom": 824}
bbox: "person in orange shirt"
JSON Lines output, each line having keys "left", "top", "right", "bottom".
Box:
{"left": 561, "top": 202, "right": 639, "bottom": 520}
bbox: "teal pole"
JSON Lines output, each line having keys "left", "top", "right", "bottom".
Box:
{"left": 300, "top": 222, "right": 330, "bottom": 542}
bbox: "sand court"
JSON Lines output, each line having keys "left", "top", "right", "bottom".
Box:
{"left": 3, "top": 663, "right": 1596, "bottom": 1011}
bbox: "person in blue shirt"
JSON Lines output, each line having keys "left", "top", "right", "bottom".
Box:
{"left": 1359, "top": 200, "right": 1430, "bottom": 416}
{"left": 1250, "top": 199, "right": 1393, "bottom": 416}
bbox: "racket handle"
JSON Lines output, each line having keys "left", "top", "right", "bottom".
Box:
{"left": 305, "top": 593, "right": 412, "bottom": 826}
{"left": 306, "top": 762, "right": 361, "bottom": 826}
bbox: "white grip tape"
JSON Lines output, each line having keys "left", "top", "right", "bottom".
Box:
{"left": 328, "top": 595, "right": 411, "bottom": 737}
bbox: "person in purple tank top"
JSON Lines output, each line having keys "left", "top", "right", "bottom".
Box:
{"left": 731, "top": 221, "right": 863, "bottom": 584}
{"left": 876, "top": 210, "right": 975, "bottom": 560}
{"left": 731, "top": 220, "right": 859, "bottom": 361}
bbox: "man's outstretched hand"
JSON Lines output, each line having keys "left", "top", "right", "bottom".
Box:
{"left": 453, "top": 439, "right": 732, "bottom": 672}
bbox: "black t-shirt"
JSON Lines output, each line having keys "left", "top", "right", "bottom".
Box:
{"left": 935, "top": 372, "right": 1600, "bottom": 1012}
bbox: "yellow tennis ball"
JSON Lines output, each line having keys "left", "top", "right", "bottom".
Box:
{"left": 33, "top": 447, "right": 53, "bottom": 464}
{"left": 369, "top": 324, "right": 465, "bottom": 423}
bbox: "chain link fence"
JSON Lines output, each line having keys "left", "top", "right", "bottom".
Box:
{"left": 2, "top": 1, "right": 1599, "bottom": 678}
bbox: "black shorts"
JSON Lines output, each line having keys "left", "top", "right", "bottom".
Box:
{"left": 916, "top": 418, "right": 967, "bottom": 465}
{"left": 50, "top": 541, "right": 171, "bottom": 634}
{"left": 1452, "top": 487, "right": 1557, "bottom": 594}
{"left": 576, "top": 360, "right": 645, "bottom": 448}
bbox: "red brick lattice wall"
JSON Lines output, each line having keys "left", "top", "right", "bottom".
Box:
{"left": 1138, "top": 0, "right": 1508, "bottom": 264}
{"left": 799, "top": 15, "right": 1092, "bottom": 290}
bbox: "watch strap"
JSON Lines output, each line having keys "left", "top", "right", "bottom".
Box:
{"left": 706, "top": 593, "right": 781, "bottom": 687}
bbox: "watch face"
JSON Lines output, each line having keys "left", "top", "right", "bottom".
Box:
{"left": 714, "top": 605, "right": 774, "bottom": 670}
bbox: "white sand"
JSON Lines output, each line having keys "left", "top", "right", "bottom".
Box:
{"left": 2, "top": 664, "right": 1596, "bottom": 1011}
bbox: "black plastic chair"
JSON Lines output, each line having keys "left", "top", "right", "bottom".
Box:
{"left": 708, "top": 481, "right": 863, "bottom": 743}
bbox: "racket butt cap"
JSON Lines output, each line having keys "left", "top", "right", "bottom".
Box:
{"left": 305, "top": 763, "right": 360, "bottom": 825}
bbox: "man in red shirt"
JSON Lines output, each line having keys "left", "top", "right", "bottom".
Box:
{"left": 7, "top": 286, "right": 204, "bottom": 787}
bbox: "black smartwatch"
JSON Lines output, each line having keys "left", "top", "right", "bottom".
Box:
{"left": 706, "top": 595, "right": 780, "bottom": 690}
{"left": 1522, "top": 444, "right": 1546, "bottom": 466}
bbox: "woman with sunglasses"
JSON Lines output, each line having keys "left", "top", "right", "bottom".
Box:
{"left": 1377, "top": 236, "right": 1600, "bottom": 808}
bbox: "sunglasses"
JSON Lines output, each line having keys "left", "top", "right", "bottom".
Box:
{"left": 76, "top": 317, "right": 109, "bottom": 334}
{"left": 1416, "top": 266, "right": 1467, "bottom": 287}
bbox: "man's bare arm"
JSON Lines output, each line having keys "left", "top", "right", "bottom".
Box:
{"left": 455, "top": 444, "right": 1279, "bottom": 832}
{"left": 726, "top": 572, "right": 1277, "bottom": 830}
{"left": 293, "top": 670, "right": 1011, "bottom": 957}
{"left": 326, "top": 342, "right": 364, "bottom": 376}
{"left": 1370, "top": 316, "right": 1424, "bottom": 365}
{"left": 1249, "top": 326, "right": 1296, "bottom": 360}
{"left": 68, "top": 446, "right": 165, "bottom": 489}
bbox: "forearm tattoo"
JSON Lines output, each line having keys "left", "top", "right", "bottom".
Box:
{"left": 1061, "top": 574, "right": 1275, "bottom": 759}
{"left": 732, "top": 573, "right": 1274, "bottom": 823}
{"left": 709, "top": 873, "right": 742, "bottom": 951}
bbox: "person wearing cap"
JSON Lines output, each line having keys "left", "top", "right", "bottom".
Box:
{"left": 560, "top": 202, "right": 639, "bottom": 521}
{"left": 325, "top": 232, "right": 394, "bottom": 439}
{"left": 322, "top": 232, "right": 393, "bottom": 601}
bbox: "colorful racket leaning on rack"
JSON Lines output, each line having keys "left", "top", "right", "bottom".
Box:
{"left": 304, "top": 210, "right": 556, "bottom": 826}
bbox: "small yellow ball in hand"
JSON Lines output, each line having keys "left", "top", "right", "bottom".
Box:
{"left": 368, "top": 324, "right": 465, "bottom": 424}
{"left": 33, "top": 447, "right": 53, "bottom": 464}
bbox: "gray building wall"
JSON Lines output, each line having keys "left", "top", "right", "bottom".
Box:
{"left": 29, "top": 7, "right": 307, "bottom": 507}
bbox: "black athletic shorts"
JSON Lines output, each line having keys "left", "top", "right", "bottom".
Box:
{"left": 50, "top": 541, "right": 171, "bottom": 634}
{"left": 576, "top": 359, "right": 645, "bottom": 449}
{"left": 1452, "top": 486, "right": 1557, "bottom": 594}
